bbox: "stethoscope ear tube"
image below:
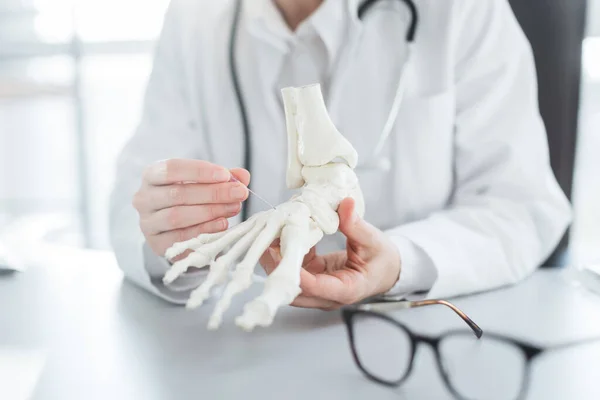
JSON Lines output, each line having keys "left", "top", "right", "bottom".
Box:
{"left": 355, "top": 0, "right": 418, "bottom": 171}
{"left": 369, "top": 43, "right": 413, "bottom": 163}
{"left": 358, "top": 0, "right": 418, "bottom": 42}
{"left": 229, "top": 0, "right": 252, "bottom": 221}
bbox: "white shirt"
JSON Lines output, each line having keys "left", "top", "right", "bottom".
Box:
{"left": 109, "top": 0, "right": 572, "bottom": 305}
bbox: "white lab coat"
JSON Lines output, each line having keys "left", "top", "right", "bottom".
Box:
{"left": 109, "top": 0, "right": 572, "bottom": 304}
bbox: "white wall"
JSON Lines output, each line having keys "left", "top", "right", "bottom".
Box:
{"left": 587, "top": 0, "right": 600, "bottom": 37}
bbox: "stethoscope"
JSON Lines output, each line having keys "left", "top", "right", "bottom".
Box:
{"left": 230, "top": 0, "right": 418, "bottom": 220}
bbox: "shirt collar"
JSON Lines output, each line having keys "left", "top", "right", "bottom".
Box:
{"left": 245, "top": 0, "right": 362, "bottom": 64}
{"left": 244, "top": 0, "right": 292, "bottom": 52}
{"left": 309, "top": 0, "right": 352, "bottom": 67}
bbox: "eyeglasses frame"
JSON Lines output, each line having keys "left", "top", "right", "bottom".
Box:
{"left": 341, "top": 299, "right": 600, "bottom": 400}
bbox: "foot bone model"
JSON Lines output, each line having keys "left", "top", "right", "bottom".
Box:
{"left": 163, "top": 84, "right": 365, "bottom": 331}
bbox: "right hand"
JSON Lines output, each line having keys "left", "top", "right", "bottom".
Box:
{"left": 133, "top": 159, "right": 250, "bottom": 257}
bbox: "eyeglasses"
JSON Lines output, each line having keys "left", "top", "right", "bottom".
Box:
{"left": 341, "top": 299, "right": 600, "bottom": 400}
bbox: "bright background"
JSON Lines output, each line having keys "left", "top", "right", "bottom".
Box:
{"left": 0, "top": 0, "right": 599, "bottom": 264}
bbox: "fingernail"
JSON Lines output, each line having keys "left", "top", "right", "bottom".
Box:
{"left": 219, "top": 218, "right": 228, "bottom": 230}
{"left": 151, "top": 160, "right": 167, "bottom": 178}
{"left": 230, "top": 185, "right": 247, "bottom": 200}
{"left": 226, "top": 203, "right": 241, "bottom": 212}
{"left": 213, "top": 169, "right": 230, "bottom": 182}
{"left": 351, "top": 211, "right": 359, "bottom": 223}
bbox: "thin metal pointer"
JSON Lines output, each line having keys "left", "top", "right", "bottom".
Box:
{"left": 230, "top": 175, "right": 277, "bottom": 210}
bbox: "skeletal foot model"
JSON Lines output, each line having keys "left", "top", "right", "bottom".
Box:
{"left": 163, "top": 84, "right": 364, "bottom": 331}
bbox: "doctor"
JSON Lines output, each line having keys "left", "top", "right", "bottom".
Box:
{"left": 110, "top": 0, "right": 572, "bottom": 307}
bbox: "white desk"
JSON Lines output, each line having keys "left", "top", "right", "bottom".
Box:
{"left": 2, "top": 244, "right": 600, "bottom": 400}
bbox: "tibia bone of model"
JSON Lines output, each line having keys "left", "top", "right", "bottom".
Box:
{"left": 282, "top": 84, "right": 358, "bottom": 189}
{"left": 162, "top": 83, "right": 364, "bottom": 331}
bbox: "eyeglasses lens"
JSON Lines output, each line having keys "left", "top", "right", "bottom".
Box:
{"left": 352, "top": 313, "right": 412, "bottom": 383}
{"left": 439, "top": 334, "right": 526, "bottom": 400}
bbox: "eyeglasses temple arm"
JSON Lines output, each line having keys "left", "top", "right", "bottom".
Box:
{"left": 360, "top": 299, "right": 483, "bottom": 338}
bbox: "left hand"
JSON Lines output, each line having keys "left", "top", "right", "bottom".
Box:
{"left": 260, "top": 197, "right": 402, "bottom": 310}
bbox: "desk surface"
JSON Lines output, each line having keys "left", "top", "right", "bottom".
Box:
{"left": 2, "top": 244, "right": 600, "bottom": 400}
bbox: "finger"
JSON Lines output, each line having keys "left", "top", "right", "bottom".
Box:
{"left": 338, "top": 197, "right": 381, "bottom": 249}
{"left": 150, "top": 218, "right": 229, "bottom": 256}
{"left": 230, "top": 168, "right": 250, "bottom": 187}
{"left": 290, "top": 295, "right": 343, "bottom": 310}
{"left": 302, "top": 246, "right": 317, "bottom": 266}
{"left": 259, "top": 238, "right": 284, "bottom": 275}
{"left": 144, "top": 159, "right": 231, "bottom": 186}
{"left": 140, "top": 182, "right": 249, "bottom": 211}
{"left": 299, "top": 268, "right": 364, "bottom": 305}
{"left": 269, "top": 238, "right": 281, "bottom": 250}
{"left": 142, "top": 203, "right": 242, "bottom": 234}
{"left": 261, "top": 244, "right": 316, "bottom": 274}
{"left": 303, "top": 255, "right": 326, "bottom": 274}
{"left": 303, "top": 251, "right": 346, "bottom": 274}
{"left": 259, "top": 247, "right": 281, "bottom": 275}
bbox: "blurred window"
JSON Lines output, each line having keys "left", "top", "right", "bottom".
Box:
{"left": 0, "top": 0, "right": 598, "bottom": 267}
{"left": 0, "top": 0, "right": 167, "bottom": 249}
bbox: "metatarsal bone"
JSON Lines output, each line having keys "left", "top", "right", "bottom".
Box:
{"left": 162, "top": 213, "right": 264, "bottom": 284}
{"left": 186, "top": 215, "right": 268, "bottom": 309}
{"left": 236, "top": 208, "right": 316, "bottom": 331}
{"left": 207, "top": 211, "right": 286, "bottom": 330}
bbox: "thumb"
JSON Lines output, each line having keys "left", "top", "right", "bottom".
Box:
{"left": 337, "top": 197, "right": 380, "bottom": 248}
